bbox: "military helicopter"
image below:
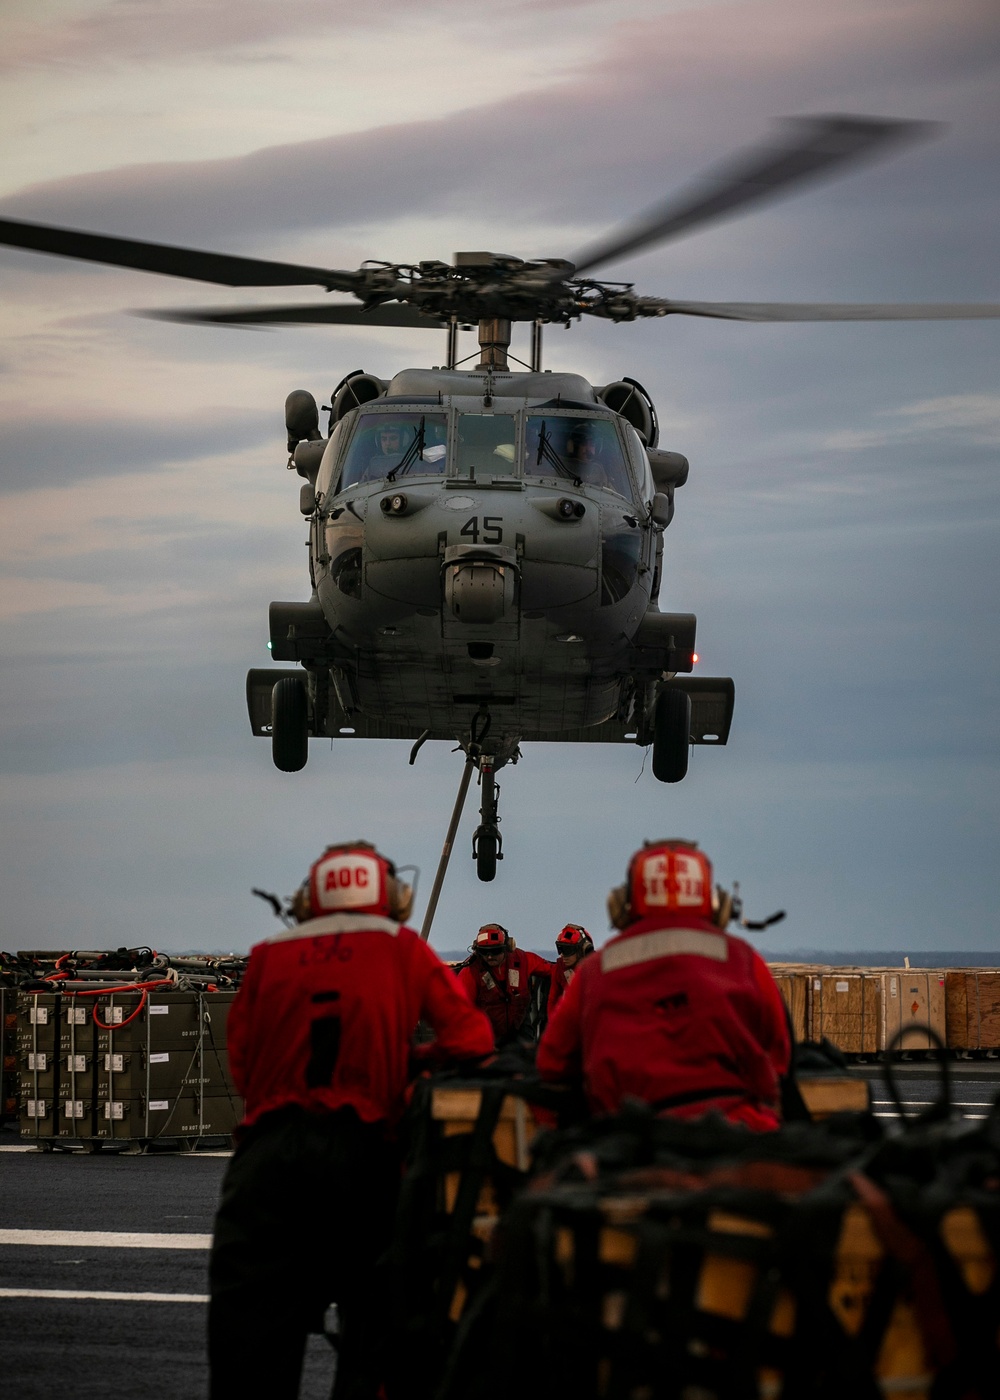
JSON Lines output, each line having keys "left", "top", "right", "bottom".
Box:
{"left": 3, "top": 115, "right": 998, "bottom": 890}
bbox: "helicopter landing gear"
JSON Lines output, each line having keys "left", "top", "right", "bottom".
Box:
{"left": 652, "top": 686, "right": 691, "bottom": 783}
{"left": 271, "top": 676, "right": 308, "bottom": 772}
{"left": 473, "top": 758, "right": 503, "bottom": 882}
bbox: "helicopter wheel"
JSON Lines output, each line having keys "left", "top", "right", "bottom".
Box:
{"left": 652, "top": 687, "right": 691, "bottom": 783}
{"left": 271, "top": 677, "right": 309, "bottom": 772}
{"left": 475, "top": 828, "right": 499, "bottom": 883}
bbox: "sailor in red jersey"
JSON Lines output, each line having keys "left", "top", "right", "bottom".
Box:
{"left": 548, "top": 924, "right": 595, "bottom": 1016}
{"left": 456, "top": 924, "right": 553, "bottom": 1046}
{"left": 537, "top": 841, "right": 790, "bottom": 1131}
{"left": 209, "top": 841, "right": 493, "bottom": 1400}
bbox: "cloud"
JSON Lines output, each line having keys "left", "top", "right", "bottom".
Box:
{"left": 1, "top": 0, "right": 998, "bottom": 959}
{"left": 815, "top": 393, "right": 1000, "bottom": 452}
{"left": 2, "top": 0, "right": 520, "bottom": 71}
{"left": 3, "top": 0, "right": 997, "bottom": 262}
{"left": 0, "top": 406, "right": 277, "bottom": 490}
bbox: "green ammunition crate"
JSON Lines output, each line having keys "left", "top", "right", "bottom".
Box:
{"left": 94, "top": 1087, "right": 242, "bottom": 1142}
{"left": 96, "top": 1044, "right": 231, "bottom": 1100}
{"left": 94, "top": 991, "right": 234, "bottom": 1053}
{"left": 2, "top": 987, "right": 19, "bottom": 1123}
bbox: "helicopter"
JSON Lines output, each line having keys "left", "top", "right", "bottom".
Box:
{"left": 2, "top": 115, "right": 998, "bottom": 891}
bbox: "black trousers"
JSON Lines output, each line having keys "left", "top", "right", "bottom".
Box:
{"left": 208, "top": 1106, "right": 399, "bottom": 1400}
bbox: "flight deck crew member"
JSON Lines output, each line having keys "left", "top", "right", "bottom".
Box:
{"left": 457, "top": 924, "right": 553, "bottom": 1046}
{"left": 548, "top": 924, "right": 595, "bottom": 1015}
{"left": 208, "top": 841, "right": 494, "bottom": 1400}
{"left": 537, "top": 841, "right": 790, "bottom": 1131}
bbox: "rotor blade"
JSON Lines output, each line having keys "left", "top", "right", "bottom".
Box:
{"left": 628, "top": 299, "right": 1000, "bottom": 322}
{"left": 142, "top": 301, "right": 448, "bottom": 328}
{"left": 570, "top": 116, "right": 937, "bottom": 276}
{"left": 0, "top": 215, "right": 358, "bottom": 290}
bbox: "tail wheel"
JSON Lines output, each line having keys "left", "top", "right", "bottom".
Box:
{"left": 475, "top": 829, "right": 499, "bottom": 883}
{"left": 271, "top": 677, "right": 309, "bottom": 772}
{"left": 652, "top": 687, "right": 691, "bottom": 783}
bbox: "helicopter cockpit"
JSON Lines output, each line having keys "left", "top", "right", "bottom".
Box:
{"left": 339, "top": 411, "right": 449, "bottom": 488}
{"left": 323, "top": 402, "right": 644, "bottom": 505}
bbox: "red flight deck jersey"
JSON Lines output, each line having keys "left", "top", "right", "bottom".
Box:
{"left": 456, "top": 948, "right": 553, "bottom": 1042}
{"left": 548, "top": 960, "right": 580, "bottom": 1015}
{"left": 228, "top": 913, "right": 494, "bottom": 1131}
{"left": 537, "top": 913, "right": 790, "bottom": 1131}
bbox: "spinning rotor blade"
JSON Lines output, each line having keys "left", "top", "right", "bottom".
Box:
{"left": 0, "top": 216, "right": 358, "bottom": 290}
{"left": 571, "top": 116, "right": 936, "bottom": 276}
{"left": 629, "top": 299, "right": 1000, "bottom": 322}
{"left": 144, "top": 301, "right": 447, "bottom": 328}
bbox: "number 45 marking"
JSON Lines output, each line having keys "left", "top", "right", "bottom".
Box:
{"left": 460, "top": 516, "right": 503, "bottom": 545}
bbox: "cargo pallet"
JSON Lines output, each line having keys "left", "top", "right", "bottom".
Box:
{"left": 17, "top": 988, "right": 242, "bottom": 1151}
{"left": 769, "top": 964, "right": 1000, "bottom": 1058}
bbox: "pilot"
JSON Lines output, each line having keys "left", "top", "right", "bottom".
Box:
{"left": 456, "top": 924, "right": 554, "bottom": 1046}
{"left": 208, "top": 841, "right": 494, "bottom": 1400}
{"left": 365, "top": 420, "right": 407, "bottom": 478}
{"left": 564, "top": 422, "right": 610, "bottom": 486}
{"left": 548, "top": 923, "right": 595, "bottom": 1015}
{"left": 537, "top": 840, "right": 790, "bottom": 1130}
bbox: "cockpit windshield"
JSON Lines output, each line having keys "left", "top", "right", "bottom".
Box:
{"left": 456, "top": 414, "right": 517, "bottom": 479}
{"left": 340, "top": 412, "right": 448, "bottom": 490}
{"left": 525, "top": 415, "right": 633, "bottom": 499}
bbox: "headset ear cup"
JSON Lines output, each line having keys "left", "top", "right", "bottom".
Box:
{"left": 291, "top": 885, "right": 312, "bottom": 923}
{"left": 607, "top": 884, "right": 629, "bottom": 929}
{"left": 714, "top": 887, "right": 733, "bottom": 928}
{"left": 392, "top": 881, "right": 414, "bottom": 924}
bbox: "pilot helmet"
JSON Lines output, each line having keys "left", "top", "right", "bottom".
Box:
{"left": 607, "top": 840, "right": 714, "bottom": 928}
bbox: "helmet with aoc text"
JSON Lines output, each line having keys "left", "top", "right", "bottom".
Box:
{"left": 291, "top": 841, "right": 414, "bottom": 924}
{"left": 470, "top": 924, "right": 511, "bottom": 959}
{"left": 555, "top": 924, "right": 594, "bottom": 956}
{"left": 607, "top": 839, "right": 716, "bottom": 929}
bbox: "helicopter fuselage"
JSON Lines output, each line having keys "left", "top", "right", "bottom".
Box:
{"left": 259, "top": 367, "right": 695, "bottom": 758}
{"left": 253, "top": 363, "right": 733, "bottom": 783}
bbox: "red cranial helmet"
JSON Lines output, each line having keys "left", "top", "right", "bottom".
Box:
{"left": 298, "top": 841, "right": 413, "bottom": 922}
{"left": 608, "top": 840, "right": 714, "bottom": 928}
{"left": 556, "top": 924, "right": 594, "bottom": 955}
{"left": 471, "top": 923, "right": 510, "bottom": 956}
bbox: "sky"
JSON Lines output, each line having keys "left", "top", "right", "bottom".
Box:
{"left": 0, "top": 0, "right": 998, "bottom": 958}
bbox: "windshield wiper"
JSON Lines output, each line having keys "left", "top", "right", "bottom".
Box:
{"left": 536, "top": 421, "right": 581, "bottom": 487}
{"left": 387, "top": 416, "right": 425, "bottom": 482}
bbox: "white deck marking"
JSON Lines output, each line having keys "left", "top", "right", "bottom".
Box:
{"left": 0, "top": 1144, "right": 231, "bottom": 1156}
{"left": 872, "top": 1100, "right": 991, "bottom": 1107}
{"left": 0, "top": 1288, "right": 208, "bottom": 1303}
{"left": 874, "top": 1111, "right": 986, "bottom": 1119}
{"left": 0, "top": 1229, "right": 211, "bottom": 1249}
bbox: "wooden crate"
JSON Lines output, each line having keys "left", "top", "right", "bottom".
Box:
{"left": 876, "top": 969, "right": 946, "bottom": 1051}
{"left": 797, "top": 1075, "right": 870, "bottom": 1118}
{"left": 767, "top": 965, "right": 808, "bottom": 1042}
{"left": 944, "top": 970, "right": 1000, "bottom": 1051}
{"left": 806, "top": 971, "right": 881, "bottom": 1054}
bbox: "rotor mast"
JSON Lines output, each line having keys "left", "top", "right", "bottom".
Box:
{"left": 477, "top": 317, "right": 511, "bottom": 370}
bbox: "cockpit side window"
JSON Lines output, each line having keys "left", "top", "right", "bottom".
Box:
{"left": 525, "top": 415, "right": 634, "bottom": 500}
{"left": 340, "top": 412, "right": 448, "bottom": 490}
